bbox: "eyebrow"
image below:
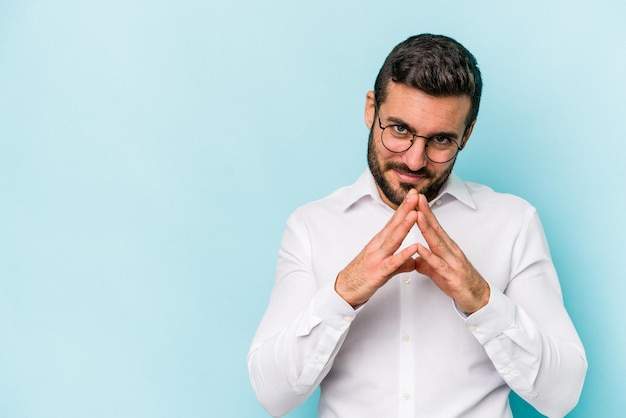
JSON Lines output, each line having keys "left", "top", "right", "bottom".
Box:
{"left": 385, "top": 115, "right": 461, "bottom": 140}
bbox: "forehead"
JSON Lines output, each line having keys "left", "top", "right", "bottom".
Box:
{"left": 380, "top": 82, "right": 471, "bottom": 133}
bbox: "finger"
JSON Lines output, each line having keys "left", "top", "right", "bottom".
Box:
{"left": 379, "top": 208, "right": 419, "bottom": 256}
{"left": 375, "top": 189, "right": 419, "bottom": 247}
{"left": 385, "top": 188, "right": 419, "bottom": 230}
{"left": 414, "top": 243, "right": 448, "bottom": 278}
{"left": 416, "top": 243, "right": 489, "bottom": 313}
{"left": 416, "top": 194, "right": 449, "bottom": 239}
{"left": 416, "top": 195, "right": 455, "bottom": 255}
{"left": 383, "top": 243, "right": 419, "bottom": 276}
{"left": 416, "top": 210, "right": 450, "bottom": 254}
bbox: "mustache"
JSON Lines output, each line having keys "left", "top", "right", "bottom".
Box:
{"left": 385, "top": 162, "right": 434, "bottom": 179}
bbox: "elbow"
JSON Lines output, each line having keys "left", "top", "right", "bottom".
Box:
{"left": 249, "top": 376, "right": 308, "bottom": 417}
{"left": 249, "top": 373, "right": 294, "bottom": 418}
{"left": 556, "top": 351, "right": 588, "bottom": 416}
{"left": 560, "top": 356, "right": 588, "bottom": 415}
{"left": 248, "top": 350, "right": 308, "bottom": 417}
{"left": 532, "top": 352, "right": 588, "bottom": 417}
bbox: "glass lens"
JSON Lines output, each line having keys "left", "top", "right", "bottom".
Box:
{"left": 381, "top": 127, "right": 459, "bottom": 163}
{"left": 425, "top": 142, "right": 457, "bottom": 163}
{"left": 381, "top": 128, "right": 412, "bottom": 153}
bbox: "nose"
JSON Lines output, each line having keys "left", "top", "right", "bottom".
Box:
{"left": 401, "top": 138, "right": 428, "bottom": 171}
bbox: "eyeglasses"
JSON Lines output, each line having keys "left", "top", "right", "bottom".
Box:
{"left": 377, "top": 112, "right": 465, "bottom": 164}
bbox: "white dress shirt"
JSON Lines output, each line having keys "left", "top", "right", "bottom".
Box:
{"left": 248, "top": 170, "right": 587, "bottom": 418}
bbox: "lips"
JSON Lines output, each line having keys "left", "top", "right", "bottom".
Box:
{"left": 393, "top": 169, "right": 428, "bottom": 184}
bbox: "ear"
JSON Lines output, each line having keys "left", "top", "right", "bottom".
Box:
{"left": 461, "top": 120, "right": 477, "bottom": 149}
{"left": 364, "top": 91, "right": 376, "bottom": 129}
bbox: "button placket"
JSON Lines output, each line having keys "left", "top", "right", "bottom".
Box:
{"left": 399, "top": 271, "right": 416, "bottom": 416}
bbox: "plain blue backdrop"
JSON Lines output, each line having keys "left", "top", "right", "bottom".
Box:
{"left": 1, "top": 1, "right": 624, "bottom": 417}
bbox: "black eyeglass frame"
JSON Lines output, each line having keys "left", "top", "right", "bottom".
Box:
{"left": 375, "top": 105, "right": 468, "bottom": 164}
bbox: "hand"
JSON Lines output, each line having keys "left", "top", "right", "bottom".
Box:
{"left": 414, "top": 194, "right": 490, "bottom": 315}
{"left": 335, "top": 189, "right": 420, "bottom": 308}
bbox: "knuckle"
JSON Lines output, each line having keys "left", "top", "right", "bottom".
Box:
{"left": 379, "top": 257, "right": 394, "bottom": 272}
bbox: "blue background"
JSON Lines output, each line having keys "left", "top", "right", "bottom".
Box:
{"left": 1, "top": 1, "right": 624, "bottom": 417}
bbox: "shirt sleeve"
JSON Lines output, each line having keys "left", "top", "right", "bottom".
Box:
{"left": 465, "top": 208, "right": 587, "bottom": 417}
{"left": 247, "top": 214, "right": 357, "bottom": 417}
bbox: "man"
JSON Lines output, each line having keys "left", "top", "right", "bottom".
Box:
{"left": 248, "top": 34, "right": 587, "bottom": 417}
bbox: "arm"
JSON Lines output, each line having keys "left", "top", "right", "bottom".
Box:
{"left": 248, "top": 189, "right": 420, "bottom": 416}
{"left": 247, "top": 276, "right": 355, "bottom": 417}
{"left": 414, "top": 194, "right": 587, "bottom": 417}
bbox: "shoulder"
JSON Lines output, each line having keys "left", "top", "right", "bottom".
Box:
{"left": 289, "top": 183, "right": 355, "bottom": 223}
{"left": 464, "top": 180, "right": 535, "bottom": 212}
{"left": 289, "top": 171, "right": 372, "bottom": 223}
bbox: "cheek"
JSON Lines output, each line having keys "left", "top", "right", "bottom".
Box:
{"left": 429, "top": 162, "right": 450, "bottom": 176}
{"left": 370, "top": 139, "right": 391, "bottom": 164}
{"left": 375, "top": 142, "right": 401, "bottom": 166}
{"left": 432, "top": 162, "right": 455, "bottom": 182}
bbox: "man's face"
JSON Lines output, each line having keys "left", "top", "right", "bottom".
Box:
{"left": 365, "top": 82, "right": 474, "bottom": 208}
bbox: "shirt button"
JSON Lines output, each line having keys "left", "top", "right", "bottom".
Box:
{"left": 435, "top": 200, "right": 442, "bottom": 206}
{"left": 344, "top": 316, "right": 354, "bottom": 323}
{"left": 468, "top": 324, "right": 477, "bottom": 331}
{"left": 402, "top": 393, "right": 411, "bottom": 401}
{"left": 317, "top": 355, "right": 328, "bottom": 363}
{"left": 501, "top": 366, "right": 512, "bottom": 375}
{"left": 403, "top": 276, "right": 412, "bottom": 284}
{"left": 403, "top": 333, "right": 411, "bottom": 342}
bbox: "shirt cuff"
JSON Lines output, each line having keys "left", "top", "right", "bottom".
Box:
{"left": 464, "top": 287, "right": 517, "bottom": 344}
{"left": 293, "top": 281, "right": 357, "bottom": 337}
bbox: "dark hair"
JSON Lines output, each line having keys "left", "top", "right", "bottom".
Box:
{"left": 374, "top": 34, "right": 482, "bottom": 127}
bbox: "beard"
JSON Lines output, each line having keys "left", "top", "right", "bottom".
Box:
{"left": 367, "top": 128, "right": 455, "bottom": 206}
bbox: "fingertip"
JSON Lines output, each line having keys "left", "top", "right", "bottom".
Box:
{"left": 404, "top": 188, "right": 417, "bottom": 203}
{"left": 416, "top": 242, "right": 430, "bottom": 255}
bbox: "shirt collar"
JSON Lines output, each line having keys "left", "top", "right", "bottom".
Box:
{"left": 434, "top": 172, "right": 477, "bottom": 210}
{"left": 341, "top": 170, "right": 477, "bottom": 211}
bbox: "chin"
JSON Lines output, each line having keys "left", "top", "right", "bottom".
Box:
{"left": 395, "top": 177, "right": 430, "bottom": 196}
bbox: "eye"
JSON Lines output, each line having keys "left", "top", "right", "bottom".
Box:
{"left": 429, "top": 135, "right": 453, "bottom": 146}
{"left": 391, "top": 125, "right": 411, "bottom": 137}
